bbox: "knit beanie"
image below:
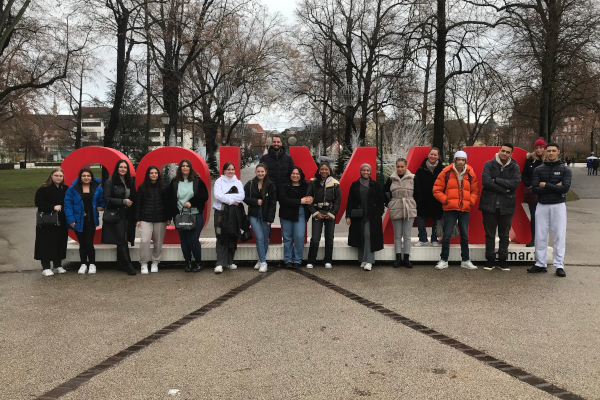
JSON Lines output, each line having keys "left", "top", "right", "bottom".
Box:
{"left": 534, "top": 137, "right": 547, "bottom": 148}
{"left": 454, "top": 150, "right": 467, "bottom": 160}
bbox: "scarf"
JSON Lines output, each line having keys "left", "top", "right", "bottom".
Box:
{"left": 426, "top": 159, "right": 439, "bottom": 173}
{"left": 359, "top": 163, "right": 372, "bottom": 187}
{"left": 453, "top": 164, "right": 467, "bottom": 188}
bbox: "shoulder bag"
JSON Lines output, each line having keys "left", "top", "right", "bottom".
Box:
{"left": 102, "top": 182, "right": 121, "bottom": 223}
{"left": 37, "top": 210, "right": 60, "bottom": 227}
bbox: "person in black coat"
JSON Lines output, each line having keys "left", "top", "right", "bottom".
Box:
{"left": 165, "top": 159, "right": 210, "bottom": 272}
{"left": 522, "top": 137, "right": 546, "bottom": 247}
{"left": 135, "top": 165, "right": 169, "bottom": 274}
{"left": 478, "top": 143, "right": 521, "bottom": 271}
{"left": 34, "top": 167, "right": 69, "bottom": 276}
{"left": 102, "top": 160, "right": 137, "bottom": 275}
{"left": 345, "top": 164, "right": 384, "bottom": 271}
{"left": 279, "top": 166, "right": 313, "bottom": 268}
{"left": 243, "top": 163, "right": 277, "bottom": 272}
{"left": 259, "top": 135, "right": 295, "bottom": 192}
{"left": 414, "top": 147, "right": 444, "bottom": 246}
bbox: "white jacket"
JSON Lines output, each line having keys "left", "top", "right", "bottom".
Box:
{"left": 212, "top": 175, "right": 245, "bottom": 210}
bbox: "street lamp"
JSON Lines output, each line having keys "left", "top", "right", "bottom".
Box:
{"left": 161, "top": 112, "right": 170, "bottom": 147}
{"left": 377, "top": 111, "right": 386, "bottom": 186}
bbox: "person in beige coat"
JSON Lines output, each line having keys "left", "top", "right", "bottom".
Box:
{"left": 383, "top": 158, "right": 421, "bottom": 268}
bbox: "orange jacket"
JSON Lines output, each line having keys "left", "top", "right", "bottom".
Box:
{"left": 432, "top": 164, "right": 480, "bottom": 212}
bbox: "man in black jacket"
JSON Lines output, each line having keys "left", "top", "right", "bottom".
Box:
{"left": 528, "top": 143, "right": 571, "bottom": 277}
{"left": 479, "top": 143, "right": 521, "bottom": 271}
{"left": 259, "top": 135, "right": 295, "bottom": 192}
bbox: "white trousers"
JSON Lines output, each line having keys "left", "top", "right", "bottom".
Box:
{"left": 534, "top": 203, "right": 567, "bottom": 269}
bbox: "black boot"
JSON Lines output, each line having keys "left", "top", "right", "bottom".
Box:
{"left": 125, "top": 263, "right": 136, "bottom": 275}
{"left": 403, "top": 254, "right": 413, "bottom": 268}
{"left": 526, "top": 239, "right": 535, "bottom": 247}
{"left": 393, "top": 253, "right": 402, "bottom": 268}
{"left": 184, "top": 260, "right": 192, "bottom": 272}
{"left": 190, "top": 261, "right": 203, "bottom": 272}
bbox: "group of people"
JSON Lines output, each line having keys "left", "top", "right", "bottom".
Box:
{"left": 587, "top": 156, "right": 599, "bottom": 175}
{"left": 34, "top": 135, "right": 571, "bottom": 278}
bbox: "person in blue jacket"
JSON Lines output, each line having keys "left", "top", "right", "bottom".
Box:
{"left": 64, "top": 168, "right": 105, "bottom": 275}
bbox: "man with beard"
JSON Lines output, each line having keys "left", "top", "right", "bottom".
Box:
{"left": 260, "top": 135, "right": 295, "bottom": 192}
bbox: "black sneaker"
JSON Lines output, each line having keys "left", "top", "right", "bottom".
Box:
{"left": 498, "top": 260, "right": 510, "bottom": 271}
{"left": 292, "top": 263, "right": 300, "bottom": 269}
{"left": 285, "top": 262, "right": 293, "bottom": 269}
{"left": 184, "top": 260, "right": 192, "bottom": 272}
{"left": 527, "top": 265, "right": 547, "bottom": 273}
{"left": 190, "top": 261, "right": 203, "bottom": 272}
{"left": 555, "top": 268, "right": 566, "bottom": 277}
{"left": 483, "top": 260, "right": 495, "bottom": 271}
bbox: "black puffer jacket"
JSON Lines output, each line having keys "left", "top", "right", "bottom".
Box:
{"left": 259, "top": 145, "right": 295, "bottom": 191}
{"left": 532, "top": 159, "right": 572, "bottom": 204}
{"left": 165, "top": 176, "right": 209, "bottom": 220}
{"left": 243, "top": 177, "right": 277, "bottom": 223}
{"left": 414, "top": 158, "right": 444, "bottom": 219}
{"left": 279, "top": 180, "right": 310, "bottom": 222}
{"left": 522, "top": 154, "right": 543, "bottom": 188}
{"left": 135, "top": 183, "right": 168, "bottom": 223}
{"left": 478, "top": 156, "right": 521, "bottom": 215}
{"left": 306, "top": 176, "right": 341, "bottom": 219}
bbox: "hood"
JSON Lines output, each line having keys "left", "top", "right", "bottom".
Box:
{"left": 495, "top": 153, "right": 514, "bottom": 169}
{"left": 420, "top": 157, "right": 443, "bottom": 172}
{"left": 220, "top": 174, "right": 240, "bottom": 183}
{"left": 268, "top": 145, "right": 287, "bottom": 158}
{"left": 391, "top": 170, "right": 414, "bottom": 181}
{"left": 311, "top": 176, "right": 339, "bottom": 188}
{"left": 442, "top": 163, "right": 475, "bottom": 177}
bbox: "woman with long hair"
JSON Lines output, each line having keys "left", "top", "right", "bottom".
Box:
{"left": 522, "top": 137, "right": 547, "bottom": 247}
{"left": 102, "top": 160, "right": 137, "bottom": 275}
{"left": 35, "top": 167, "right": 69, "bottom": 276}
{"left": 243, "top": 162, "right": 276, "bottom": 272}
{"left": 383, "top": 158, "right": 420, "bottom": 268}
{"left": 346, "top": 164, "right": 385, "bottom": 271}
{"left": 279, "top": 167, "right": 312, "bottom": 268}
{"left": 306, "top": 161, "right": 341, "bottom": 269}
{"left": 212, "top": 162, "right": 245, "bottom": 274}
{"left": 165, "top": 159, "right": 209, "bottom": 272}
{"left": 64, "top": 168, "right": 105, "bottom": 274}
{"left": 135, "top": 166, "right": 169, "bottom": 274}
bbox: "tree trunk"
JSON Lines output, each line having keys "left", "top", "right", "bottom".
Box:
{"left": 422, "top": 40, "right": 432, "bottom": 128}
{"left": 144, "top": 0, "right": 151, "bottom": 154}
{"left": 432, "top": 0, "right": 447, "bottom": 159}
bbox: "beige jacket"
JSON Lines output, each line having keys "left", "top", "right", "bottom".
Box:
{"left": 387, "top": 171, "right": 417, "bottom": 220}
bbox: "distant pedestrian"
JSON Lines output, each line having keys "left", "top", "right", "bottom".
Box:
{"left": 383, "top": 158, "right": 420, "bottom": 269}
{"left": 35, "top": 167, "right": 69, "bottom": 276}
{"left": 479, "top": 143, "right": 521, "bottom": 271}
{"left": 306, "top": 161, "right": 341, "bottom": 269}
{"left": 346, "top": 164, "right": 385, "bottom": 271}
{"left": 522, "top": 137, "right": 546, "bottom": 247}
{"left": 528, "top": 143, "right": 571, "bottom": 277}
{"left": 64, "top": 168, "right": 105, "bottom": 275}
{"left": 433, "top": 151, "right": 480, "bottom": 271}
{"left": 244, "top": 163, "right": 277, "bottom": 272}
{"left": 414, "top": 147, "right": 444, "bottom": 247}
{"left": 593, "top": 158, "right": 599, "bottom": 175}
{"left": 587, "top": 157, "right": 594, "bottom": 175}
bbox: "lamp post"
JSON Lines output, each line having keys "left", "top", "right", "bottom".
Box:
{"left": 161, "top": 112, "right": 170, "bottom": 147}
{"left": 377, "top": 111, "right": 386, "bottom": 186}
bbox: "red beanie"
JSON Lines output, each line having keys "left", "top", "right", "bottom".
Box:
{"left": 534, "top": 137, "right": 547, "bottom": 148}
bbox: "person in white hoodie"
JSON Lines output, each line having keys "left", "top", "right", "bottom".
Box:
{"left": 212, "top": 162, "right": 245, "bottom": 274}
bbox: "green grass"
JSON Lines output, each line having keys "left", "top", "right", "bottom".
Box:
{"left": 0, "top": 168, "right": 101, "bottom": 207}
{"left": 566, "top": 190, "right": 580, "bottom": 202}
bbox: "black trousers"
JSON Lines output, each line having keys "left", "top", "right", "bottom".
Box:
{"left": 307, "top": 217, "right": 335, "bottom": 263}
{"left": 75, "top": 221, "right": 96, "bottom": 265}
{"left": 41, "top": 260, "right": 61, "bottom": 270}
{"left": 482, "top": 209, "right": 513, "bottom": 261}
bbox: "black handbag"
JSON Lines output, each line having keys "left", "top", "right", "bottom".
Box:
{"left": 174, "top": 209, "right": 196, "bottom": 231}
{"left": 37, "top": 210, "right": 60, "bottom": 227}
{"left": 103, "top": 208, "right": 120, "bottom": 224}
{"left": 350, "top": 205, "right": 363, "bottom": 218}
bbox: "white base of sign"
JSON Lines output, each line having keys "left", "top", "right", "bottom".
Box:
{"left": 65, "top": 237, "right": 552, "bottom": 264}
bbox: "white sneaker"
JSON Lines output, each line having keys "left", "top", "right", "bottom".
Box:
{"left": 325, "top": 263, "right": 332, "bottom": 269}
{"left": 414, "top": 241, "right": 429, "bottom": 247}
{"left": 140, "top": 264, "right": 149, "bottom": 275}
{"left": 360, "top": 262, "right": 366, "bottom": 269}
{"left": 53, "top": 267, "right": 67, "bottom": 274}
{"left": 150, "top": 263, "right": 159, "bottom": 273}
{"left": 435, "top": 260, "right": 449, "bottom": 270}
{"left": 259, "top": 263, "right": 268, "bottom": 273}
{"left": 461, "top": 260, "right": 478, "bottom": 270}
{"left": 227, "top": 264, "right": 237, "bottom": 270}
{"left": 364, "top": 263, "right": 372, "bottom": 271}
{"left": 42, "top": 269, "right": 54, "bottom": 277}
{"left": 78, "top": 264, "right": 87, "bottom": 274}
{"left": 306, "top": 264, "right": 313, "bottom": 269}
{"left": 88, "top": 264, "right": 96, "bottom": 274}
{"left": 431, "top": 241, "right": 439, "bottom": 247}
{"left": 214, "top": 265, "right": 223, "bottom": 274}
{"left": 254, "top": 261, "right": 261, "bottom": 270}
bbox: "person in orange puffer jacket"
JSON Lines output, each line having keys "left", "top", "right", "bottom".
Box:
{"left": 432, "top": 151, "right": 480, "bottom": 271}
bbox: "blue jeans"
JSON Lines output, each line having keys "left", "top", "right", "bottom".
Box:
{"left": 281, "top": 207, "right": 305, "bottom": 264}
{"left": 249, "top": 207, "right": 271, "bottom": 263}
{"left": 178, "top": 214, "right": 204, "bottom": 261}
{"left": 528, "top": 203, "right": 537, "bottom": 241}
{"left": 416, "top": 215, "right": 438, "bottom": 243}
{"left": 440, "top": 211, "right": 470, "bottom": 261}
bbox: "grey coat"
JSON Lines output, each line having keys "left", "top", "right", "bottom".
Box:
{"left": 478, "top": 156, "right": 521, "bottom": 215}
